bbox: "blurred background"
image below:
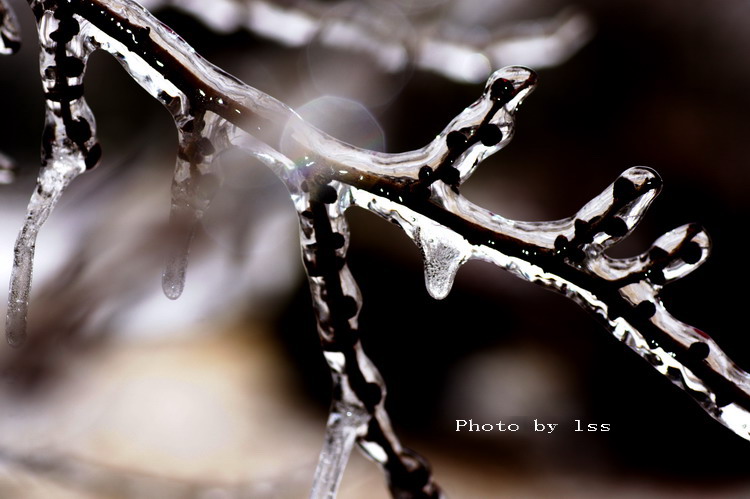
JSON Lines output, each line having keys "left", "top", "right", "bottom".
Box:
{"left": 1, "top": 0, "right": 750, "bottom": 497}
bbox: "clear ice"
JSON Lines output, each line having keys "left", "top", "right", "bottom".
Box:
{"left": 6, "top": 4, "right": 99, "bottom": 346}
{"left": 417, "top": 224, "right": 472, "bottom": 300}
{"left": 140, "top": 0, "right": 593, "bottom": 83}
{"left": 5, "top": 0, "right": 750, "bottom": 497}
{"left": 162, "top": 115, "right": 232, "bottom": 299}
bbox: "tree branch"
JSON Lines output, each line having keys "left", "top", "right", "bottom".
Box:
{"left": 3, "top": 0, "right": 750, "bottom": 497}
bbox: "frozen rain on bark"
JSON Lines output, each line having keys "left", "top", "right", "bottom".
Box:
{"left": 4, "top": 1, "right": 750, "bottom": 498}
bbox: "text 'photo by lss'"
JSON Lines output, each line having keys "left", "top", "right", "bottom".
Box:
{"left": 0, "top": 0, "right": 750, "bottom": 498}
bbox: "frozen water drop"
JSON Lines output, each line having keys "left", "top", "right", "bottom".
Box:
{"left": 416, "top": 223, "right": 472, "bottom": 300}
{"left": 6, "top": 236, "right": 34, "bottom": 347}
{"left": 6, "top": 164, "right": 79, "bottom": 346}
{"left": 162, "top": 253, "right": 187, "bottom": 300}
{"left": 161, "top": 140, "right": 219, "bottom": 301}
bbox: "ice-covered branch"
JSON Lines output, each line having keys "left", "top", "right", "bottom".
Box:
{"left": 0, "top": 0, "right": 20, "bottom": 55}
{"left": 4, "top": 0, "right": 750, "bottom": 497}
{"left": 0, "top": 447, "right": 312, "bottom": 497}
{"left": 0, "top": 0, "right": 20, "bottom": 177}
{"left": 298, "top": 188, "right": 440, "bottom": 498}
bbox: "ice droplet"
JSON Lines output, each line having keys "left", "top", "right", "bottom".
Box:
{"left": 161, "top": 118, "right": 227, "bottom": 300}
{"left": 416, "top": 223, "right": 472, "bottom": 300}
{"left": 7, "top": 164, "right": 81, "bottom": 346}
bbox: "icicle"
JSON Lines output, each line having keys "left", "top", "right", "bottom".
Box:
{"left": 162, "top": 154, "right": 196, "bottom": 300}
{"left": 0, "top": 2, "right": 21, "bottom": 179}
{"left": 310, "top": 407, "right": 367, "bottom": 499}
{"left": 416, "top": 222, "right": 473, "bottom": 300}
{"left": 7, "top": 163, "right": 82, "bottom": 346}
{"left": 0, "top": 0, "right": 21, "bottom": 55}
{"left": 161, "top": 217, "right": 193, "bottom": 300}
{"left": 139, "top": 0, "right": 591, "bottom": 83}
{"left": 650, "top": 223, "right": 709, "bottom": 283}
{"left": 162, "top": 168, "right": 207, "bottom": 300}
{"left": 7, "top": 239, "right": 33, "bottom": 347}
{"left": 349, "top": 185, "right": 473, "bottom": 300}
{"left": 7, "top": 5, "right": 99, "bottom": 346}
{"left": 162, "top": 116, "right": 227, "bottom": 300}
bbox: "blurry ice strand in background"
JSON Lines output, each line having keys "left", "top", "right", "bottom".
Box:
{"left": 0, "top": 150, "right": 14, "bottom": 184}
{"left": 6, "top": 0, "right": 101, "bottom": 347}
{"left": 138, "top": 0, "right": 593, "bottom": 83}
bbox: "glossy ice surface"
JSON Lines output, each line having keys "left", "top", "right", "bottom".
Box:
{"left": 2, "top": 1, "right": 749, "bottom": 497}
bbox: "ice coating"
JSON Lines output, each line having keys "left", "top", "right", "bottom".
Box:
{"left": 0, "top": 150, "right": 14, "bottom": 184}
{"left": 7, "top": 164, "right": 78, "bottom": 347}
{"left": 8, "top": 0, "right": 750, "bottom": 496}
{"left": 416, "top": 223, "right": 472, "bottom": 300}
